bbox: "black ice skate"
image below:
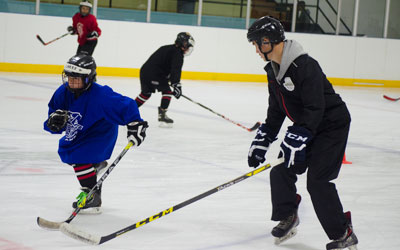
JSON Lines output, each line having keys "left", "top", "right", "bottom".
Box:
{"left": 72, "top": 187, "right": 102, "bottom": 214}
{"left": 326, "top": 211, "right": 358, "bottom": 250}
{"left": 93, "top": 161, "right": 108, "bottom": 176}
{"left": 272, "top": 194, "right": 301, "bottom": 245}
{"left": 158, "top": 107, "right": 173, "bottom": 128}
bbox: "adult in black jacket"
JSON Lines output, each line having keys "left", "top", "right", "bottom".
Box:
{"left": 246, "top": 16, "right": 358, "bottom": 250}
{"left": 134, "top": 32, "right": 195, "bottom": 127}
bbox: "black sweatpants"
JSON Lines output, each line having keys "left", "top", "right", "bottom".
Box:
{"left": 77, "top": 40, "right": 98, "bottom": 56}
{"left": 270, "top": 122, "right": 350, "bottom": 240}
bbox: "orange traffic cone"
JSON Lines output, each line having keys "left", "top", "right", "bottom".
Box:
{"left": 342, "top": 153, "right": 352, "bottom": 164}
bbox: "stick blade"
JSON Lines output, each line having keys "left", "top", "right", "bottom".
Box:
{"left": 37, "top": 217, "right": 62, "bottom": 230}
{"left": 36, "top": 35, "right": 47, "bottom": 45}
{"left": 249, "top": 122, "right": 261, "bottom": 132}
{"left": 60, "top": 223, "right": 101, "bottom": 245}
{"left": 383, "top": 95, "right": 400, "bottom": 101}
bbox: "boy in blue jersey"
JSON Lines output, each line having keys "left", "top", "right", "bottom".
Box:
{"left": 44, "top": 54, "right": 148, "bottom": 213}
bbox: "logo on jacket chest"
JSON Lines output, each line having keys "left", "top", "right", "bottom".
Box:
{"left": 65, "top": 112, "right": 83, "bottom": 141}
{"left": 282, "top": 77, "right": 295, "bottom": 91}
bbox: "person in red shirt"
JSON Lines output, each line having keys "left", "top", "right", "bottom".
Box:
{"left": 67, "top": 1, "right": 101, "bottom": 56}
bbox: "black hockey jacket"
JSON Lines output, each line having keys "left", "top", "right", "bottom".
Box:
{"left": 140, "top": 44, "right": 184, "bottom": 84}
{"left": 264, "top": 40, "right": 351, "bottom": 137}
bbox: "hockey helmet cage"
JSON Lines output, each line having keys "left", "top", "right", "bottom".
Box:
{"left": 247, "top": 16, "right": 285, "bottom": 47}
{"left": 62, "top": 54, "right": 97, "bottom": 94}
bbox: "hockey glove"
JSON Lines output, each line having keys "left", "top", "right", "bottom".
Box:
{"left": 67, "top": 26, "right": 76, "bottom": 34}
{"left": 87, "top": 31, "right": 99, "bottom": 40}
{"left": 279, "top": 125, "right": 312, "bottom": 169}
{"left": 248, "top": 123, "right": 276, "bottom": 168}
{"left": 47, "top": 109, "right": 69, "bottom": 132}
{"left": 127, "top": 121, "right": 148, "bottom": 146}
{"left": 172, "top": 83, "right": 182, "bottom": 99}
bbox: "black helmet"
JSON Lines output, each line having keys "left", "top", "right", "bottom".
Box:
{"left": 79, "top": 0, "right": 92, "bottom": 16}
{"left": 62, "top": 54, "right": 97, "bottom": 94}
{"left": 175, "top": 32, "right": 195, "bottom": 55}
{"left": 247, "top": 16, "right": 285, "bottom": 46}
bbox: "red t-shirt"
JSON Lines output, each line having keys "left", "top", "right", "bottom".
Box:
{"left": 72, "top": 13, "right": 102, "bottom": 45}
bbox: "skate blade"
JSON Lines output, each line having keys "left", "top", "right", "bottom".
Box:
{"left": 74, "top": 207, "right": 102, "bottom": 215}
{"left": 159, "top": 122, "right": 173, "bottom": 128}
{"left": 274, "top": 228, "right": 297, "bottom": 245}
{"left": 330, "top": 245, "right": 358, "bottom": 250}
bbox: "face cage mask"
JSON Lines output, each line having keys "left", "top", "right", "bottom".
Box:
{"left": 79, "top": 6, "right": 91, "bottom": 16}
{"left": 255, "top": 38, "right": 275, "bottom": 62}
{"left": 184, "top": 46, "right": 194, "bottom": 57}
{"left": 62, "top": 71, "right": 92, "bottom": 94}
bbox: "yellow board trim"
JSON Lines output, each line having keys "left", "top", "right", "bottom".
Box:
{"left": 1, "top": 62, "right": 399, "bottom": 87}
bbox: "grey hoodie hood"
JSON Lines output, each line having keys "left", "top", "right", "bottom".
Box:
{"left": 270, "top": 40, "right": 307, "bottom": 82}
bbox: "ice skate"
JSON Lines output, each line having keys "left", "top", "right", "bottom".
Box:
{"left": 272, "top": 194, "right": 301, "bottom": 245}
{"left": 158, "top": 107, "right": 173, "bottom": 128}
{"left": 72, "top": 187, "right": 102, "bottom": 214}
{"left": 326, "top": 211, "right": 358, "bottom": 250}
{"left": 272, "top": 210, "right": 299, "bottom": 245}
{"left": 93, "top": 161, "right": 108, "bottom": 176}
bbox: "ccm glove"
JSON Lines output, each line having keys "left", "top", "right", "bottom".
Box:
{"left": 127, "top": 121, "right": 148, "bottom": 146}
{"left": 87, "top": 31, "right": 99, "bottom": 40}
{"left": 171, "top": 83, "right": 182, "bottom": 99}
{"left": 248, "top": 123, "right": 276, "bottom": 168}
{"left": 47, "top": 110, "right": 68, "bottom": 132}
{"left": 279, "top": 125, "right": 312, "bottom": 169}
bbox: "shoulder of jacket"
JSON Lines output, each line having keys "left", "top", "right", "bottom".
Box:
{"left": 292, "top": 54, "right": 310, "bottom": 67}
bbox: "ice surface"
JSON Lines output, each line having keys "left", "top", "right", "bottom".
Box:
{"left": 0, "top": 73, "right": 399, "bottom": 250}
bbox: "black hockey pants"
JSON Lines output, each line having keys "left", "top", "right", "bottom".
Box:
{"left": 270, "top": 122, "right": 350, "bottom": 240}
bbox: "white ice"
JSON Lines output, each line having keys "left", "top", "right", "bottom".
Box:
{"left": 0, "top": 73, "right": 399, "bottom": 250}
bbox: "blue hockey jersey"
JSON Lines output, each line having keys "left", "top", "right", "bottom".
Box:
{"left": 44, "top": 83, "right": 143, "bottom": 164}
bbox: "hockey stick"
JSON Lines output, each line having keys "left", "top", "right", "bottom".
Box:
{"left": 36, "top": 32, "right": 70, "bottom": 46}
{"left": 60, "top": 158, "right": 284, "bottom": 245}
{"left": 383, "top": 95, "right": 400, "bottom": 102}
{"left": 37, "top": 141, "right": 134, "bottom": 230}
{"left": 181, "top": 94, "right": 261, "bottom": 132}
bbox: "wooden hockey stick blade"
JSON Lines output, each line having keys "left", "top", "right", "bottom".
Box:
{"left": 60, "top": 223, "right": 101, "bottom": 245}
{"left": 36, "top": 35, "right": 46, "bottom": 45}
{"left": 37, "top": 217, "right": 63, "bottom": 230}
{"left": 248, "top": 122, "right": 261, "bottom": 131}
{"left": 383, "top": 95, "right": 400, "bottom": 101}
{"left": 59, "top": 158, "right": 284, "bottom": 245}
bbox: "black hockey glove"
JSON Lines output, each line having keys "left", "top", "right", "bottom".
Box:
{"left": 47, "top": 110, "right": 69, "bottom": 132}
{"left": 248, "top": 123, "right": 276, "bottom": 168}
{"left": 127, "top": 121, "right": 148, "bottom": 146}
{"left": 67, "top": 26, "right": 76, "bottom": 34}
{"left": 171, "top": 83, "right": 182, "bottom": 99}
{"left": 87, "top": 31, "right": 99, "bottom": 40}
{"left": 279, "top": 125, "right": 312, "bottom": 171}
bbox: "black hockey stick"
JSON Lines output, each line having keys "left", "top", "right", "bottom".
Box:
{"left": 181, "top": 94, "right": 261, "bottom": 132}
{"left": 383, "top": 95, "right": 400, "bottom": 102}
{"left": 37, "top": 141, "right": 134, "bottom": 230}
{"left": 36, "top": 32, "right": 70, "bottom": 46}
{"left": 60, "top": 158, "right": 284, "bottom": 245}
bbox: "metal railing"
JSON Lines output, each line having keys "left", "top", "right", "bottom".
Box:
{"left": 26, "top": 0, "right": 392, "bottom": 38}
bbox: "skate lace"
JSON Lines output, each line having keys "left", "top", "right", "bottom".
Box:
{"left": 277, "top": 214, "right": 295, "bottom": 229}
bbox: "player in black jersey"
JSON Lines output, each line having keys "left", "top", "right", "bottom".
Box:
{"left": 134, "top": 32, "right": 195, "bottom": 127}
{"left": 246, "top": 16, "right": 358, "bottom": 250}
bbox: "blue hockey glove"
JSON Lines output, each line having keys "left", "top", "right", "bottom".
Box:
{"left": 127, "top": 121, "right": 148, "bottom": 146}
{"left": 248, "top": 123, "right": 276, "bottom": 168}
{"left": 279, "top": 125, "right": 312, "bottom": 169}
{"left": 47, "top": 109, "right": 68, "bottom": 132}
